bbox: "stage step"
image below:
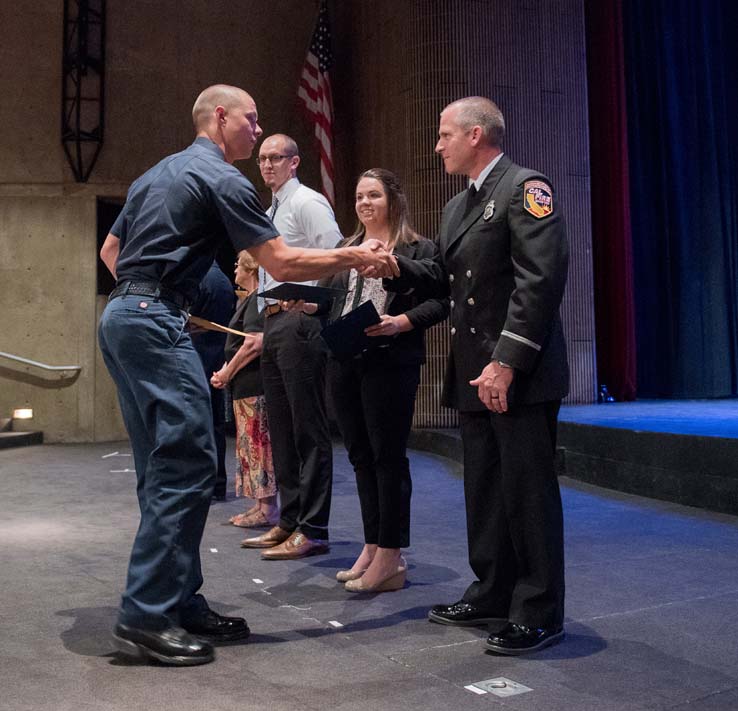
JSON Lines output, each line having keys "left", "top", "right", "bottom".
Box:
{"left": 558, "top": 421, "right": 738, "bottom": 516}
{"left": 409, "top": 417, "right": 738, "bottom": 517}
{"left": 0, "top": 430, "right": 43, "bottom": 450}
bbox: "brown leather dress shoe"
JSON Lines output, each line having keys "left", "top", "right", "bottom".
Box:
{"left": 240, "top": 525, "right": 292, "bottom": 549}
{"left": 261, "top": 531, "right": 329, "bottom": 560}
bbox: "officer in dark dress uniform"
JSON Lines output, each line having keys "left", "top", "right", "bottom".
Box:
{"left": 386, "top": 96, "right": 569, "bottom": 655}
{"left": 98, "top": 84, "right": 398, "bottom": 666}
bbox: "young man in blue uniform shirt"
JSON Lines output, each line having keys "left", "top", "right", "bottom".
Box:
{"left": 98, "top": 84, "right": 396, "bottom": 666}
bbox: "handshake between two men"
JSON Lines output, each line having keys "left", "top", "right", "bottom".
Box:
{"left": 247, "top": 233, "right": 399, "bottom": 287}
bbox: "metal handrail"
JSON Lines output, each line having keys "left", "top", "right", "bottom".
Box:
{"left": 0, "top": 351, "right": 81, "bottom": 372}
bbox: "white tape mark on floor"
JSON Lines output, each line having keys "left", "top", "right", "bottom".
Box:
{"left": 464, "top": 685, "right": 487, "bottom": 695}
{"left": 328, "top": 620, "right": 343, "bottom": 628}
{"left": 110, "top": 469, "right": 134, "bottom": 473}
{"left": 252, "top": 578, "right": 264, "bottom": 584}
{"left": 209, "top": 548, "right": 218, "bottom": 553}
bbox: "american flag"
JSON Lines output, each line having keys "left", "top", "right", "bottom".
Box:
{"left": 297, "top": 0, "right": 335, "bottom": 206}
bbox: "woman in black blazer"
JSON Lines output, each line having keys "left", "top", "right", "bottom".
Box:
{"left": 322, "top": 169, "right": 448, "bottom": 592}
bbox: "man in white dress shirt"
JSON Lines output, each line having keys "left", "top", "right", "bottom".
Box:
{"left": 241, "top": 134, "right": 343, "bottom": 559}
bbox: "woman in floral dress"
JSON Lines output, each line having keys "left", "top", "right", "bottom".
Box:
{"left": 211, "top": 251, "right": 278, "bottom": 530}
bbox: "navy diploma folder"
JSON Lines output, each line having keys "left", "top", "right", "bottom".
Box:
{"left": 320, "top": 300, "right": 382, "bottom": 360}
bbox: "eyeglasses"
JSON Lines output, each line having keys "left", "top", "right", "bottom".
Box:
{"left": 257, "top": 154, "right": 294, "bottom": 165}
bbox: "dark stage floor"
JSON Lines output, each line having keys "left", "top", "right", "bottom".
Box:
{"left": 2, "top": 437, "right": 738, "bottom": 711}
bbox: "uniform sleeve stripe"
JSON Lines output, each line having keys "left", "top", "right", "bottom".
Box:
{"left": 500, "top": 330, "right": 541, "bottom": 351}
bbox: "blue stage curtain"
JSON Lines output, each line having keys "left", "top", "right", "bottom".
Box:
{"left": 623, "top": 0, "right": 738, "bottom": 398}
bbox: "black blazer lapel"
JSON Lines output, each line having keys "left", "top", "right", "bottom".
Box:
{"left": 385, "top": 241, "right": 417, "bottom": 310}
{"left": 328, "top": 270, "right": 350, "bottom": 321}
{"left": 444, "top": 155, "right": 514, "bottom": 255}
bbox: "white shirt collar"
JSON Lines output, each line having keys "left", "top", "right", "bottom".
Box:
{"left": 274, "top": 176, "right": 300, "bottom": 204}
{"left": 470, "top": 152, "right": 504, "bottom": 191}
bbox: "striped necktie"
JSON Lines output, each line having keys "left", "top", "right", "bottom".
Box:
{"left": 259, "top": 196, "right": 280, "bottom": 311}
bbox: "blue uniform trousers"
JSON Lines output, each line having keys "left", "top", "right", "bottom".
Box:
{"left": 98, "top": 296, "right": 216, "bottom": 630}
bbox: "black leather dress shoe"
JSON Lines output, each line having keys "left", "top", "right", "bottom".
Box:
{"left": 485, "top": 622, "right": 564, "bottom": 655}
{"left": 113, "top": 624, "right": 214, "bottom": 666}
{"left": 428, "top": 600, "right": 506, "bottom": 626}
{"left": 182, "top": 610, "right": 250, "bottom": 641}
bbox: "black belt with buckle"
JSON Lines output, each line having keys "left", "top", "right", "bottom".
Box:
{"left": 109, "top": 281, "right": 190, "bottom": 310}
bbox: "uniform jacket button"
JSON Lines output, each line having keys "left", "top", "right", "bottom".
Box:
{"left": 449, "top": 274, "right": 455, "bottom": 282}
{"left": 470, "top": 327, "right": 476, "bottom": 334}
{"left": 466, "top": 270, "right": 472, "bottom": 277}
{"left": 450, "top": 326, "right": 457, "bottom": 335}
{"left": 450, "top": 300, "right": 455, "bottom": 308}
{"left": 467, "top": 297, "right": 475, "bottom": 306}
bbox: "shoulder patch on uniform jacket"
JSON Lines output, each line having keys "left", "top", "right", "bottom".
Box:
{"left": 523, "top": 180, "right": 554, "bottom": 219}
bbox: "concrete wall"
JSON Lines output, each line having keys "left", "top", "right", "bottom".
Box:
{"left": 0, "top": 1, "right": 325, "bottom": 442}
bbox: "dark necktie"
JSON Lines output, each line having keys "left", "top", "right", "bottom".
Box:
{"left": 447, "top": 183, "right": 480, "bottom": 241}
{"left": 464, "top": 183, "right": 483, "bottom": 214}
{"left": 258, "top": 196, "right": 279, "bottom": 312}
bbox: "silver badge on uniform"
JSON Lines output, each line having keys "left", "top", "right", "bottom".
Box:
{"left": 483, "top": 199, "right": 496, "bottom": 221}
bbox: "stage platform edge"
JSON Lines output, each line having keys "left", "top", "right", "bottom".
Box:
{"left": 557, "top": 421, "right": 738, "bottom": 516}
{"left": 409, "top": 417, "right": 738, "bottom": 517}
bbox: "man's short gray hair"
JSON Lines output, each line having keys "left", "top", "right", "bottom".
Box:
{"left": 446, "top": 96, "right": 505, "bottom": 147}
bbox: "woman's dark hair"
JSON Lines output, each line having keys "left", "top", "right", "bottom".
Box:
{"left": 346, "top": 168, "right": 421, "bottom": 249}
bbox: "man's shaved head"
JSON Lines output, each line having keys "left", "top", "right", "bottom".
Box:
{"left": 192, "top": 84, "right": 252, "bottom": 131}
{"left": 261, "top": 134, "right": 300, "bottom": 158}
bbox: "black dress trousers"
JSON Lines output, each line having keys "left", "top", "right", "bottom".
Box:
{"left": 328, "top": 349, "right": 420, "bottom": 549}
{"left": 459, "top": 400, "right": 565, "bottom": 629}
{"left": 261, "top": 310, "right": 332, "bottom": 541}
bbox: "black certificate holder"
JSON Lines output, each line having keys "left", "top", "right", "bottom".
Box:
{"left": 257, "top": 282, "right": 345, "bottom": 306}
{"left": 320, "top": 300, "right": 382, "bottom": 361}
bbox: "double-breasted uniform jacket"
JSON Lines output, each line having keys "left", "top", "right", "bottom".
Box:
{"left": 321, "top": 237, "right": 449, "bottom": 366}
{"left": 389, "top": 154, "right": 569, "bottom": 411}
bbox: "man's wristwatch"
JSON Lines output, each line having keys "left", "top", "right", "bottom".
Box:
{"left": 495, "top": 360, "right": 513, "bottom": 369}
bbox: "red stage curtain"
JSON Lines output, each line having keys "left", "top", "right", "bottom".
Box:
{"left": 585, "top": 0, "right": 637, "bottom": 401}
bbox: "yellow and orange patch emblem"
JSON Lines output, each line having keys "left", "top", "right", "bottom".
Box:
{"left": 523, "top": 180, "right": 554, "bottom": 219}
